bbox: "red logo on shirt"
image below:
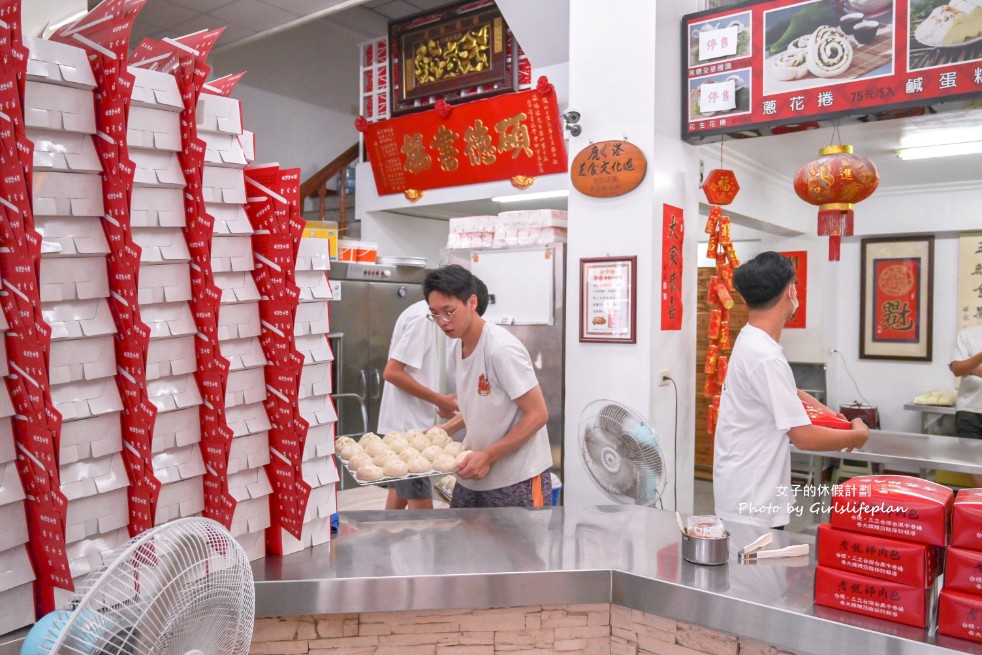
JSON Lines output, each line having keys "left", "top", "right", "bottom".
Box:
{"left": 477, "top": 373, "right": 491, "bottom": 396}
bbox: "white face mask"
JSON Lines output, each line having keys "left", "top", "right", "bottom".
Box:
{"left": 788, "top": 285, "right": 799, "bottom": 319}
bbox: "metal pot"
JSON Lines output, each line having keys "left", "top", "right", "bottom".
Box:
{"left": 681, "top": 531, "right": 729, "bottom": 566}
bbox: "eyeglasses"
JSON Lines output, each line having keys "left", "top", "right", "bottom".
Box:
{"left": 425, "top": 307, "right": 460, "bottom": 323}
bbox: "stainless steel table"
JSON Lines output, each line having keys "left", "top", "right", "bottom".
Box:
{"left": 903, "top": 403, "right": 958, "bottom": 436}
{"left": 251, "top": 505, "right": 982, "bottom": 655}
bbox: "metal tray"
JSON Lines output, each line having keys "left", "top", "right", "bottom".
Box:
{"left": 376, "top": 256, "right": 428, "bottom": 267}
{"left": 339, "top": 457, "right": 454, "bottom": 486}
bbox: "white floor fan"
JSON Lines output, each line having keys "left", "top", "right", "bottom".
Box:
{"left": 578, "top": 399, "right": 669, "bottom": 507}
{"left": 22, "top": 518, "right": 255, "bottom": 655}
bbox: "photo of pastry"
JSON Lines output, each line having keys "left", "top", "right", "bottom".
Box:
{"left": 687, "top": 11, "right": 751, "bottom": 68}
{"left": 762, "top": 0, "right": 895, "bottom": 95}
{"left": 688, "top": 68, "right": 752, "bottom": 122}
{"left": 909, "top": 0, "right": 982, "bottom": 71}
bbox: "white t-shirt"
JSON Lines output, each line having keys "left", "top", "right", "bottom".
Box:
{"left": 951, "top": 325, "right": 982, "bottom": 414}
{"left": 377, "top": 301, "right": 445, "bottom": 433}
{"left": 713, "top": 324, "right": 810, "bottom": 528}
{"left": 451, "top": 322, "right": 552, "bottom": 491}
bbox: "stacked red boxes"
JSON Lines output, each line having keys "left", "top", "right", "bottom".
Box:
{"left": 814, "top": 475, "right": 953, "bottom": 628}
{"left": 938, "top": 489, "right": 982, "bottom": 643}
{"left": 0, "top": 0, "right": 72, "bottom": 618}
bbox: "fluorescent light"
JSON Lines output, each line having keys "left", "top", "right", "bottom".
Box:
{"left": 896, "top": 141, "right": 982, "bottom": 160}
{"left": 491, "top": 190, "right": 569, "bottom": 203}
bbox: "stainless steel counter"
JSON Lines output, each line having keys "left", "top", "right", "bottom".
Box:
{"left": 252, "top": 506, "right": 982, "bottom": 655}
{"left": 795, "top": 429, "right": 982, "bottom": 476}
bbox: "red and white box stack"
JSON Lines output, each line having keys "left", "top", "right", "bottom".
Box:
{"left": 938, "top": 488, "right": 982, "bottom": 644}
{"left": 814, "top": 475, "right": 954, "bottom": 628}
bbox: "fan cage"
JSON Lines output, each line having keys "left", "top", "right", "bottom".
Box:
{"left": 43, "top": 518, "right": 255, "bottom": 655}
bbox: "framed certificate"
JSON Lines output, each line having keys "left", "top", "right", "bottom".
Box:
{"left": 579, "top": 256, "right": 637, "bottom": 344}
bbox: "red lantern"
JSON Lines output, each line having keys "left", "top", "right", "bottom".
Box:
{"left": 702, "top": 169, "right": 740, "bottom": 205}
{"left": 793, "top": 144, "right": 879, "bottom": 261}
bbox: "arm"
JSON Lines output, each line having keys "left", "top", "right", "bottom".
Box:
{"left": 456, "top": 385, "right": 548, "bottom": 480}
{"left": 382, "top": 358, "right": 458, "bottom": 418}
{"left": 788, "top": 418, "right": 869, "bottom": 452}
{"left": 950, "top": 351, "right": 982, "bottom": 378}
{"left": 439, "top": 412, "right": 466, "bottom": 436}
{"left": 797, "top": 388, "right": 847, "bottom": 420}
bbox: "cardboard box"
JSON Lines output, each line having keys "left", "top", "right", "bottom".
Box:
{"left": 814, "top": 565, "right": 934, "bottom": 628}
{"left": 60, "top": 413, "right": 122, "bottom": 464}
{"left": 138, "top": 264, "right": 192, "bottom": 304}
{"left": 66, "top": 486, "right": 129, "bottom": 543}
{"left": 0, "top": 421, "right": 14, "bottom": 464}
{"left": 0, "top": 462, "right": 25, "bottom": 507}
{"left": 210, "top": 203, "right": 252, "bottom": 235}
{"left": 152, "top": 444, "right": 206, "bottom": 485}
{"left": 297, "top": 237, "right": 331, "bottom": 271}
{"left": 24, "top": 81, "right": 97, "bottom": 133}
{"left": 52, "top": 376, "right": 124, "bottom": 421}
{"left": 131, "top": 187, "right": 185, "bottom": 228}
{"left": 43, "top": 298, "right": 115, "bottom": 340}
{"left": 133, "top": 227, "right": 192, "bottom": 264}
{"left": 221, "top": 336, "right": 266, "bottom": 371}
{"left": 296, "top": 270, "right": 333, "bottom": 302}
{"left": 64, "top": 527, "right": 129, "bottom": 579}
{"left": 132, "top": 148, "right": 185, "bottom": 187}
{"left": 60, "top": 453, "right": 128, "bottom": 501}
{"left": 302, "top": 221, "right": 338, "bottom": 261}
{"left": 155, "top": 477, "right": 205, "bottom": 525}
{"left": 152, "top": 406, "right": 202, "bottom": 452}
{"left": 944, "top": 547, "right": 982, "bottom": 596}
{"left": 147, "top": 335, "right": 197, "bottom": 380}
{"left": 830, "top": 475, "right": 954, "bottom": 547}
{"left": 127, "top": 106, "right": 181, "bottom": 151}
{"left": 952, "top": 488, "right": 982, "bottom": 552}
{"left": 240, "top": 130, "right": 256, "bottom": 163}
{"left": 32, "top": 171, "right": 104, "bottom": 217}
{"left": 0, "top": 545, "right": 34, "bottom": 594}
{"left": 295, "top": 301, "right": 330, "bottom": 337}
{"left": 202, "top": 167, "right": 246, "bottom": 204}
{"left": 28, "top": 127, "right": 101, "bottom": 173}
{"left": 211, "top": 235, "right": 254, "bottom": 272}
{"left": 147, "top": 373, "right": 202, "bottom": 414}
{"left": 296, "top": 333, "right": 334, "bottom": 365}
{"left": 0, "top": 583, "right": 35, "bottom": 635}
{"left": 202, "top": 132, "right": 247, "bottom": 168}
{"left": 0, "top": 503, "right": 28, "bottom": 552}
{"left": 226, "top": 402, "right": 272, "bottom": 438}
{"left": 299, "top": 361, "right": 332, "bottom": 399}
{"left": 299, "top": 395, "right": 338, "bottom": 429}
{"left": 215, "top": 271, "right": 261, "bottom": 305}
{"left": 196, "top": 93, "right": 243, "bottom": 135}
{"left": 235, "top": 530, "right": 266, "bottom": 562}
{"left": 26, "top": 36, "right": 96, "bottom": 89}
{"left": 303, "top": 423, "right": 336, "bottom": 461}
{"left": 218, "top": 301, "right": 261, "bottom": 341}
{"left": 229, "top": 431, "right": 270, "bottom": 474}
{"left": 229, "top": 467, "right": 273, "bottom": 505}
{"left": 938, "top": 589, "right": 982, "bottom": 643}
{"left": 0, "top": 387, "right": 12, "bottom": 422}
{"left": 128, "top": 66, "right": 182, "bottom": 111}
{"left": 142, "top": 301, "right": 197, "bottom": 339}
{"left": 37, "top": 215, "right": 110, "bottom": 257}
{"left": 226, "top": 368, "right": 267, "bottom": 409}
{"left": 49, "top": 334, "right": 116, "bottom": 385}
{"left": 229, "top": 496, "right": 271, "bottom": 541}
{"left": 40, "top": 256, "right": 110, "bottom": 302}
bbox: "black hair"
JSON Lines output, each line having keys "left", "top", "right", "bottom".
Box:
{"left": 424, "top": 264, "right": 477, "bottom": 305}
{"left": 733, "top": 251, "right": 795, "bottom": 310}
{"left": 474, "top": 276, "right": 489, "bottom": 316}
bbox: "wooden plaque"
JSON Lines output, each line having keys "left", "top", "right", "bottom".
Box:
{"left": 570, "top": 140, "right": 647, "bottom": 198}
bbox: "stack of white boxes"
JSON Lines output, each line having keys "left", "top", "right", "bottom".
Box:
{"left": 27, "top": 37, "right": 130, "bottom": 588}
{"left": 199, "top": 91, "right": 273, "bottom": 560}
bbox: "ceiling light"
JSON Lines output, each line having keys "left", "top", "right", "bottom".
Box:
{"left": 491, "top": 190, "right": 569, "bottom": 203}
{"left": 896, "top": 141, "right": 982, "bottom": 160}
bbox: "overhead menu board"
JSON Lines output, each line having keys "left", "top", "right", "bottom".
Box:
{"left": 682, "top": 0, "right": 982, "bottom": 142}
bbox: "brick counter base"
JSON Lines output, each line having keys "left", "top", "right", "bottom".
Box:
{"left": 249, "top": 604, "right": 800, "bottom": 655}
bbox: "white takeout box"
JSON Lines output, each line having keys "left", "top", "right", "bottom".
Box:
{"left": 296, "top": 333, "right": 334, "bottom": 365}
{"left": 240, "top": 130, "right": 256, "bottom": 163}
{"left": 146, "top": 335, "right": 196, "bottom": 380}
{"left": 133, "top": 227, "right": 192, "bottom": 264}
{"left": 303, "top": 455, "right": 340, "bottom": 491}
{"left": 49, "top": 334, "right": 116, "bottom": 385}
{"left": 141, "top": 301, "right": 196, "bottom": 338}
{"left": 152, "top": 406, "right": 202, "bottom": 452}
{"left": 228, "top": 432, "right": 270, "bottom": 475}
{"left": 211, "top": 236, "right": 253, "bottom": 272}
{"left": 228, "top": 467, "right": 273, "bottom": 505}
{"left": 0, "top": 503, "right": 28, "bottom": 552}
{"left": 202, "top": 167, "right": 246, "bottom": 205}
{"left": 52, "top": 376, "right": 124, "bottom": 421}
{"left": 202, "top": 132, "right": 247, "bottom": 168}
{"left": 226, "top": 368, "right": 267, "bottom": 408}
{"left": 152, "top": 444, "right": 206, "bottom": 485}
{"left": 230, "top": 497, "right": 271, "bottom": 547}
{"left": 296, "top": 238, "right": 331, "bottom": 271}
{"left": 32, "top": 171, "right": 103, "bottom": 217}
{"left": 131, "top": 187, "right": 185, "bottom": 228}
{"left": 0, "top": 583, "right": 35, "bottom": 635}
{"left": 226, "top": 402, "right": 272, "bottom": 438}
{"left": 196, "top": 93, "right": 243, "bottom": 136}
{"left": 220, "top": 336, "right": 266, "bottom": 371}
{"left": 210, "top": 203, "right": 252, "bottom": 235}
{"left": 218, "top": 301, "right": 261, "bottom": 341}
{"left": 132, "top": 148, "right": 185, "bottom": 187}
{"left": 295, "top": 301, "right": 330, "bottom": 336}
{"left": 43, "top": 298, "right": 115, "bottom": 340}
{"left": 147, "top": 373, "right": 202, "bottom": 414}
{"left": 0, "top": 545, "right": 34, "bottom": 594}
{"left": 26, "top": 36, "right": 96, "bottom": 89}
{"left": 40, "top": 256, "right": 109, "bottom": 302}
{"left": 37, "top": 215, "right": 109, "bottom": 257}
{"left": 215, "top": 271, "right": 261, "bottom": 304}
{"left": 60, "top": 413, "right": 123, "bottom": 464}
{"left": 60, "top": 453, "right": 128, "bottom": 501}
{"left": 0, "top": 420, "right": 13, "bottom": 464}
{"left": 65, "top": 527, "right": 128, "bottom": 579}
{"left": 66, "top": 486, "right": 129, "bottom": 543}
{"left": 299, "top": 361, "right": 332, "bottom": 399}
{"left": 24, "top": 81, "right": 97, "bottom": 133}
{"left": 138, "top": 263, "right": 191, "bottom": 304}
{"left": 296, "top": 270, "right": 333, "bottom": 302}
{"left": 127, "top": 106, "right": 182, "bottom": 152}
{"left": 235, "top": 530, "right": 265, "bottom": 562}
{"left": 28, "top": 127, "right": 101, "bottom": 173}
{"left": 128, "top": 66, "right": 182, "bottom": 111}
{"left": 0, "top": 462, "right": 25, "bottom": 507}
{"left": 303, "top": 423, "right": 336, "bottom": 461}
{"left": 154, "top": 477, "right": 204, "bottom": 525}
{"left": 299, "top": 394, "right": 338, "bottom": 428}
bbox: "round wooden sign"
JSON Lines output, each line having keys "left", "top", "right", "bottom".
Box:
{"left": 570, "top": 140, "right": 647, "bottom": 198}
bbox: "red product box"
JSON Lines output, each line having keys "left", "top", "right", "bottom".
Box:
{"left": 814, "top": 565, "right": 933, "bottom": 628}
{"left": 816, "top": 523, "right": 942, "bottom": 588}
{"left": 944, "top": 547, "right": 982, "bottom": 597}
{"left": 952, "top": 488, "right": 982, "bottom": 552}
{"left": 830, "top": 475, "right": 954, "bottom": 546}
{"left": 937, "top": 589, "right": 982, "bottom": 644}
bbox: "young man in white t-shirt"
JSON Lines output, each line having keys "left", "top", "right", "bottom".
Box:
{"left": 949, "top": 324, "right": 982, "bottom": 486}
{"left": 424, "top": 265, "right": 553, "bottom": 508}
{"left": 713, "top": 252, "right": 869, "bottom": 528}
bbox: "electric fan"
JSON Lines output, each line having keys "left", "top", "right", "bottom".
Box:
{"left": 578, "top": 399, "right": 668, "bottom": 507}
{"left": 22, "top": 518, "right": 255, "bottom": 655}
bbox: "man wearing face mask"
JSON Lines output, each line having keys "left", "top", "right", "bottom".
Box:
{"left": 714, "top": 251, "right": 869, "bottom": 529}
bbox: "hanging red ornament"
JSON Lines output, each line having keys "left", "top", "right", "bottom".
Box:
{"left": 793, "top": 144, "right": 879, "bottom": 261}
{"left": 702, "top": 169, "right": 740, "bottom": 206}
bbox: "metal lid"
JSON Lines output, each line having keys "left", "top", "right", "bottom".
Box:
{"left": 376, "top": 256, "right": 427, "bottom": 267}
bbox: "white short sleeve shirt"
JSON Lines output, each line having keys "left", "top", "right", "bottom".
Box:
{"left": 951, "top": 325, "right": 982, "bottom": 414}
{"left": 713, "top": 324, "right": 810, "bottom": 528}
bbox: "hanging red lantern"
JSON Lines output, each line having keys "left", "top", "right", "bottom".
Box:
{"left": 793, "top": 144, "right": 879, "bottom": 261}
{"left": 702, "top": 169, "right": 740, "bottom": 205}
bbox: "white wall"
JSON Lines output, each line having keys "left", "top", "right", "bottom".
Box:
{"left": 360, "top": 211, "right": 448, "bottom": 267}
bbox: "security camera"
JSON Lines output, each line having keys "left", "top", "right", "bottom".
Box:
{"left": 560, "top": 110, "right": 581, "bottom": 137}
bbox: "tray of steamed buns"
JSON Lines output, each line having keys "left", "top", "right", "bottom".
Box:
{"left": 335, "top": 427, "right": 471, "bottom": 485}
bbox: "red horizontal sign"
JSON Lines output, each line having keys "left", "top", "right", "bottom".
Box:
{"left": 682, "top": 0, "right": 982, "bottom": 141}
{"left": 361, "top": 78, "right": 567, "bottom": 195}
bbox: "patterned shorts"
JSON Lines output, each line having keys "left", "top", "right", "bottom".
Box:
{"left": 450, "top": 472, "right": 552, "bottom": 509}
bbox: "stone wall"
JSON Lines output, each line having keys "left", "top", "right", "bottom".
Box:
{"left": 249, "top": 604, "right": 800, "bottom": 655}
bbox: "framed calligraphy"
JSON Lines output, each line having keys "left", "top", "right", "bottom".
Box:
{"left": 957, "top": 231, "right": 982, "bottom": 331}
{"left": 661, "top": 205, "right": 684, "bottom": 330}
{"left": 860, "top": 236, "right": 934, "bottom": 361}
{"left": 580, "top": 256, "right": 637, "bottom": 344}
{"left": 778, "top": 250, "right": 807, "bottom": 329}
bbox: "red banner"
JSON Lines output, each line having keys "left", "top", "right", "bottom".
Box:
{"left": 361, "top": 77, "right": 567, "bottom": 195}
{"left": 873, "top": 256, "right": 920, "bottom": 342}
{"left": 779, "top": 250, "right": 807, "bottom": 328}
{"left": 661, "top": 204, "right": 684, "bottom": 330}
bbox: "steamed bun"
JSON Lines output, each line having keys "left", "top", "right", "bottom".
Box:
{"left": 383, "top": 458, "right": 409, "bottom": 477}
{"left": 443, "top": 441, "right": 464, "bottom": 457}
{"left": 399, "top": 447, "right": 422, "bottom": 462}
{"left": 432, "top": 453, "right": 456, "bottom": 472}
{"left": 421, "top": 445, "right": 444, "bottom": 462}
{"left": 373, "top": 449, "right": 394, "bottom": 466}
{"left": 356, "top": 464, "right": 384, "bottom": 481}
{"left": 407, "top": 454, "right": 431, "bottom": 473}
{"left": 339, "top": 443, "right": 364, "bottom": 461}
{"left": 382, "top": 431, "right": 403, "bottom": 445}
{"left": 410, "top": 434, "right": 430, "bottom": 451}
{"left": 388, "top": 436, "right": 410, "bottom": 454}
{"left": 427, "top": 429, "right": 452, "bottom": 446}
{"left": 364, "top": 440, "right": 389, "bottom": 457}
{"left": 359, "top": 432, "right": 382, "bottom": 446}
{"left": 455, "top": 450, "right": 472, "bottom": 466}
{"left": 335, "top": 436, "right": 356, "bottom": 450}
{"left": 348, "top": 452, "right": 373, "bottom": 471}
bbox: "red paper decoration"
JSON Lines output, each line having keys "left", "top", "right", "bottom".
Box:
{"left": 793, "top": 144, "right": 879, "bottom": 262}
{"left": 701, "top": 169, "right": 740, "bottom": 206}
